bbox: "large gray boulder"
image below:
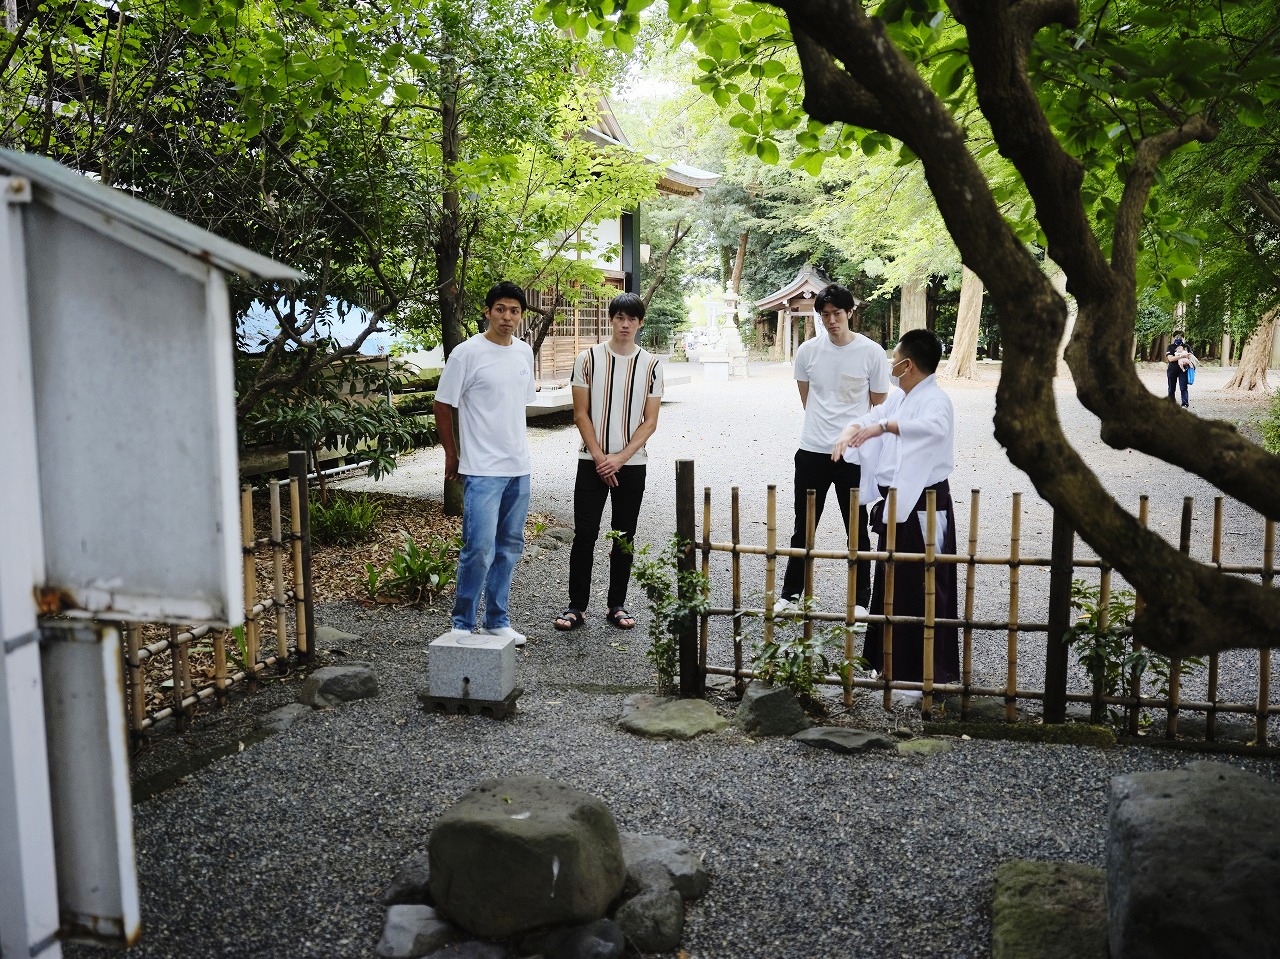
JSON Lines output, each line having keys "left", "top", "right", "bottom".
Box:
{"left": 734, "top": 682, "right": 810, "bottom": 736}
{"left": 300, "top": 662, "right": 379, "bottom": 707}
{"left": 428, "top": 777, "right": 626, "bottom": 938}
{"left": 1108, "top": 761, "right": 1280, "bottom": 959}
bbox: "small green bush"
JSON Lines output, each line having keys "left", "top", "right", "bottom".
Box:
{"left": 1258, "top": 389, "right": 1280, "bottom": 455}
{"left": 309, "top": 494, "right": 383, "bottom": 546}
{"left": 394, "top": 391, "right": 436, "bottom": 415}
{"left": 365, "top": 533, "right": 462, "bottom": 605}
{"left": 748, "top": 598, "right": 864, "bottom": 700}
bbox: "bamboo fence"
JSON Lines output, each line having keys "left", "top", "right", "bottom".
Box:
{"left": 683, "top": 469, "right": 1279, "bottom": 748}
{"left": 121, "top": 453, "right": 314, "bottom": 735}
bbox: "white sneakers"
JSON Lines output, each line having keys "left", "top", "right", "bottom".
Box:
{"left": 481, "top": 625, "right": 527, "bottom": 648}
{"left": 772, "top": 596, "right": 798, "bottom": 616}
{"left": 853, "top": 604, "right": 869, "bottom": 633}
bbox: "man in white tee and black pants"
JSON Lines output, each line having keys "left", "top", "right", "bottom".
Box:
{"left": 433, "top": 281, "right": 537, "bottom": 646}
{"left": 555, "top": 292, "right": 664, "bottom": 632}
{"left": 778, "top": 283, "right": 890, "bottom": 619}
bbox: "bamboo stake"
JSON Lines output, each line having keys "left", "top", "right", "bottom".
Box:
{"left": 844, "top": 487, "right": 860, "bottom": 708}
{"left": 270, "top": 479, "right": 287, "bottom": 661}
{"left": 923, "top": 489, "right": 937, "bottom": 717}
{"left": 882, "top": 488, "right": 898, "bottom": 711}
{"left": 126, "top": 622, "right": 145, "bottom": 734}
{"left": 1258, "top": 517, "right": 1274, "bottom": 747}
{"left": 170, "top": 624, "right": 190, "bottom": 731}
{"left": 1166, "top": 496, "right": 1193, "bottom": 739}
{"left": 289, "top": 475, "right": 309, "bottom": 657}
{"left": 1128, "top": 495, "right": 1149, "bottom": 736}
{"left": 1006, "top": 492, "right": 1021, "bottom": 722}
{"left": 701, "top": 486, "right": 711, "bottom": 674}
{"left": 731, "top": 486, "right": 743, "bottom": 697}
{"left": 764, "top": 485, "right": 777, "bottom": 652}
{"left": 1205, "top": 496, "right": 1224, "bottom": 740}
{"left": 962, "top": 490, "right": 979, "bottom": 721}
{"left": 1092, "top": 566, "right": 1112, "bottom": 725}
{"left": 241, "top": 485, "right": 259, "bottom": 676}
{"left": 802, "top": 488, "right": 817, "bottom": 647}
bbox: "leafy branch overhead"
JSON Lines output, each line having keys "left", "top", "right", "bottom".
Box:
{"left": 540, "top": 0, "right": 1280, "bottom": 657}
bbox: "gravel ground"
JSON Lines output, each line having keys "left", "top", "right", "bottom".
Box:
{"left": 68, "top": 360, "right": 1280, "bottom": 959}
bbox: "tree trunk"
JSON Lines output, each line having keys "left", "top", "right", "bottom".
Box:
{"left": 731, "top": 232, "right": 748, "bottom": 298}
{"left": 1048, "top": 259, "right": 1077, "bottom": 378}
{"left": 1225, "top": 309, "right": 1277, "bottom": 391}
{"left": 943, "top": 266, "right": 983, "bottom": 379}
{"left": 899, "top": 280, "right": 928, "bottom": 336}
{"left": 437, "top": 84, "right": 466, "bottom": 359}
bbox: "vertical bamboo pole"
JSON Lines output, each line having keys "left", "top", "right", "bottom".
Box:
{"left": 700, "top": 486, "right": 711, "bottom": 675}
{"left": 1206, "top": 496, "right": 1223, "bottom": 740}
{"left": 171, "top": 624, "right": 189, "bottom": 731}
{"left": 1166, "top": 497, "right": 1194, "bottom": 739}
{"left": 1006, "top": 493, "right": 1021, "bottom": 722}
{"left": 1044, "top": 510, "right": 1074, "bottom": 724}
{"left": 1258, "top": 518, "right": 1274, "bottom": 747}
{"left": 125, "top": 623, "right": 145, "bottom": 735}
{"left": 764, "top": 485, "right": 778, "bottom": 653}
{"left": 731, "top": 487, "right": 743, "bottom": 695}
{"left": 962, "top": 490, "right": 979, "bottom": 720}
{"left": 844, "top": 487, "right": 860, "bottom": 708}
{"left": 288, "top": 451, "right": 315, "bottom": 660}
{"left": 1092, "top": 566, "right": 1112, "bottom": 725}
{"left": 288, "top": 455, "right": 311, "bottom": 658}
{"left": 802, "top": 489, "right": 817, "bottom": 647}
{"left": 241, "top": 485, "right": 259, "bottom": 679}
{"left": 270, "top": 479, "right": 287, "bottom": 661}
{"left": 881, "top": 488, "right": 898, "bottom": 711}
{"left": 1128, "top": 495, "right": 1149, "bottom": 735}
{"left": 922, "top": 489, "right": 937, "bottom": 716}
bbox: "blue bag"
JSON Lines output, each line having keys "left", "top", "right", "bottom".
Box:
{"left": 1187, "top": 366, "right": 1196, "bottom": 384}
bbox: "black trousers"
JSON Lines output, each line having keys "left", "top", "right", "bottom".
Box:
{"left": 569, "top": 460, "right": 647, "bottom": 611}
{"left": 1166, "top": 363, "right": 1189, "bottom": 406}
{"left": 781, "top": 448, "right": 872, "bottom": 608}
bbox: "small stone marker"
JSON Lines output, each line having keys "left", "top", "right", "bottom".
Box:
{"left": 734, "top": 682, "right": 810, "bottom": 737}
{"left": 300, "top": 662, "right": 379, "bottom": 708}
{"left": 991, "top": 860, "right": 1107, "bottom": 959}
{"left": 423, "top": 631, "right": 519, "bottom": 717}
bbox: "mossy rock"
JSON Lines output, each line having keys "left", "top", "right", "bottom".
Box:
{"left": 992, "top": 860, "right": 1108, "bottom": 959}
{"left": 922, "top": 720, "right": 1116, "bottom": 748}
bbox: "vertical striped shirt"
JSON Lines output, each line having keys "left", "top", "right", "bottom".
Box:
{"left": 571, "top": 343, "right": 664, "bottom": 465}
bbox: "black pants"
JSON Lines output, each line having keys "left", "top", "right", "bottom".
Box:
{"left": 781, "top": 449, "right": 872, "bottom": 608}
{"left": 1167, "top": 363, "right": 1189, "bottom": 406}
{"left": 569, "top": 460, "right": 647, "bottom": 611}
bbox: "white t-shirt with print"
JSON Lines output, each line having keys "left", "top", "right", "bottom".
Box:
{"left": 794, "top": 333, "right": 891, "bottom": 456}
{"left": 571, "top": 342, "right": 664, "bottom": 466}
{"left": 435, "top": 333, "right": 536, "bottom": 476}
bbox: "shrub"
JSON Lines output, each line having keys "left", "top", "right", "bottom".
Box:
{"left": 309, "top": 493, "right": 382, "bottom": 546}
{"left": 1258, "top": 389, "right": 1280, "bottom": 455}
{"left": 748, "top": 597, "right": 864, "bottom": 701}
{"left": 617, "top": 534, "right": 710, "bottom": 695}
{"left": 365, "top": 533, "right": 462, "bottom": 605}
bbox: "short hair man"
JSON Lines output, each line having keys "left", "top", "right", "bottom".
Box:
{"left": 777, "top": 283, "right": 890, "bottom": 619}
{"left": 834, "top": 328, "right": 959, "bottom": 694}
{"left": 432, "top": 280, "right": 536, "bottom": 646}
{"left": 554, "top": 292, "right": 663, "bottom": 632}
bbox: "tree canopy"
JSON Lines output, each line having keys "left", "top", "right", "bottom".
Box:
{"left": 541, "top": 0, "right": 1280, "bottom": 657}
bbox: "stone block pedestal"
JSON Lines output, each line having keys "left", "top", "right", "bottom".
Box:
{"left": 428, "top": 631, "right": 516, "bottom": 702}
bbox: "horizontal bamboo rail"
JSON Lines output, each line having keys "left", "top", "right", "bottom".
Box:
{"left": 120, "top": 457, "right": 313, "bottom": 735}
{"left": 688, "top": 473, "right": 1279, "bottom": 746}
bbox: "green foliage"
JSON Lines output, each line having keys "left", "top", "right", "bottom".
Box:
{"left": 1063, "top": 578, "right": 1203, "bottom": 722}
{"left": 1258, "top": 390, "right": 1280, "bottom": 456}
{"left": 393, "top": 391, "right": 437, "bottom": 415}
{"left": 616, "top": 533, "right": 710, "bottom": 696}
{"left": 746, "top": 597, "right": 864, "bottom": 700}
{"left": 308, "top": 493, "right": 383, "bottom": 546}
{"left": 365, "top": 534, "right": 462, "bottom": 605}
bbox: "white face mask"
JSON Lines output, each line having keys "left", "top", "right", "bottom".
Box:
{"left": 888, "top": 357, "right": 907, "bottom": 388}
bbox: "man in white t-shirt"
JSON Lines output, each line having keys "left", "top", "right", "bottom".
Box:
{"left": 554, "top": 292, "right": 664, "bottom": 632}
{"left": 778, "top": 283, "right": 890, "bottom": 619}
{"left": 433, "top": 281, "right": 536, "bottom": 646}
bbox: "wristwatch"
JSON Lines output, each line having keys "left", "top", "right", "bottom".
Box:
{"left": 878, "top": 418, "right": 889, "bottom": 433}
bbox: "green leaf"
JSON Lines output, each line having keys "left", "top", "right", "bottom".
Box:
{"left": 756, "top": 139, "right": 779, "bottom": 165}
{"left": 394, "top": 83, "right": 419, "bottom": 103}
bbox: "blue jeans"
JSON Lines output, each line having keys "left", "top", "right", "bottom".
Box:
{"left": 451, "top": 474, "right": 530, "bottom": 631}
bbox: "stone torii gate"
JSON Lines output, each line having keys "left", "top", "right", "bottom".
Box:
{"left": 753, "top": 264, "right": 833, "bottom": 361}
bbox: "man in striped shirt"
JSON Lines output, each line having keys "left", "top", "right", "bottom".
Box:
{"left": 555, "top": 293, "right": 664, "bottom": 632}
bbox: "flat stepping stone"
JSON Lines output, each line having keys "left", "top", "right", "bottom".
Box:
{"left": 791, "top": 727, "right": 896, "bottom": 753}
{"left": 897, "top": 737, "right": 953, "bottom": 756}
{"left": 992, "top": 860, "right": 1107, "bottom": 959}
{"left": 619, "top": 699, "right": 728, "bottom": 739}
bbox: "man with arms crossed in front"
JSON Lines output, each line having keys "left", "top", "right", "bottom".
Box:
{"left": 433, "top": 281, "right": 536, "bottom": 647}
{"left": 554, "top": 292, "right": 663, "bottom": 632}
{"left": 777, "top": 283, "right": 890, "bottom": 622}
